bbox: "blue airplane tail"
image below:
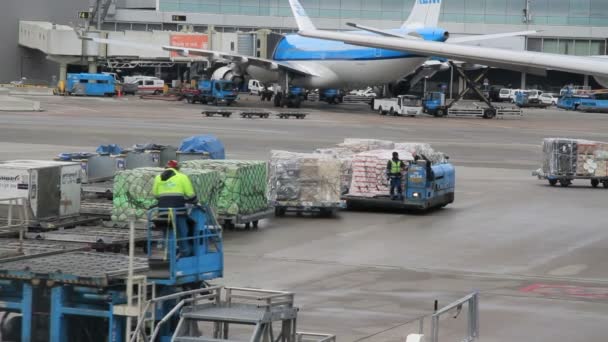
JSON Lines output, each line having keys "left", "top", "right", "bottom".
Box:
{"left": 402, "top": 0, "right": 443, "bottom": 29}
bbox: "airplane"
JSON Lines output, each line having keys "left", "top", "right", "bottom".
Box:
{"left": 85, "top": 0, "right": 537, "bottom": 107}
{"left": 288, "top": 0, "right": 608, "bottom": 91}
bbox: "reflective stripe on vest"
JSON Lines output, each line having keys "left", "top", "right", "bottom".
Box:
{"left": 390, "top": 160, "right": 402, "bottom": 174}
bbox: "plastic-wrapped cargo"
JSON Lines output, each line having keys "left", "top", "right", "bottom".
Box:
{"left": 180, "top": 160, "right": 268, "bottom": 216}
{"left": 394, "top": 142, "right": 447, "bottom": 164}
{"left": 268, "top": 151, "right": 342, "bottom": 207}
{"left": 111, "top": 167, "right": 222, "bottom": 222}
{"left": 349, "top": 150, "right": 414, "bottom": 198}
{"left": 313, "top": 147, "right": 355, "bottom": 195}
{"left": 337, "top": 138, "right": 395, "bottom": 153}
{"left": 542, "top": 138, "right": 608, "bottom": 176}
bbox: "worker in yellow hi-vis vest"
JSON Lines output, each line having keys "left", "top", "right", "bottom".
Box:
{"left": 152, "top": 160, "right": 197, "bottom": 256}
{"left": 386, "top": 152, "right": 406, "bottom": 200}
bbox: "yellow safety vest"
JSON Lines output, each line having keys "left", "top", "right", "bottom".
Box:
{"left": 152, "top": 168, "right": 195, "bottom": 199}
{"left": 390, "top": 160, "right": 402, "bottom": 174}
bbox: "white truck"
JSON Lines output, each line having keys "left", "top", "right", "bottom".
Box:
{"left": 373, "top": 95, "right": 423, "bottom": 116}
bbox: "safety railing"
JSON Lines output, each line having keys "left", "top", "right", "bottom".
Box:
{"left": 130, "top": 286, "right": 222, "bottom": 342}
{"left": 146, "top": 206, "right": 222, "bottom": 261}
{"left": 225, "top": 287, "right": 295, "bottom": 311}
{"left": 296, "top": 332, "right": 337, "bottom": 342}
{"left": 406, "top": 292, "right": 479, "bottom": 342}
{"left": 0, "top": 197, "right": 30, "bottom": 240}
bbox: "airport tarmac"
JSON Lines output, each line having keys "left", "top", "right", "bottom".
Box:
{"left": 2, "top": 95, "right": 608, "bottom": 341}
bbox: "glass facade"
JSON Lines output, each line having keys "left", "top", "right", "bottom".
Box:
{"left": 158, "top": 0, "right": 608, "bottom": 26}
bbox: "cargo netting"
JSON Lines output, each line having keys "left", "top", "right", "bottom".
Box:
{"left": 181, "top": 160, "right": 268, "bottom": 216}
{"left": 112, "top": 167, "right": 222, "bottom": 222}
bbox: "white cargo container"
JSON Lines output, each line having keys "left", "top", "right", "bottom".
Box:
{"left": 0, "top": 160, "right": 82, "bottom": 221}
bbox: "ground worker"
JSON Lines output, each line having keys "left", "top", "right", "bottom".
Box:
{"left": 386, "top": 152, "right": 407, "bottom": 200}
{"left": 152, "top": 160, "right": 197, "bottom": 257}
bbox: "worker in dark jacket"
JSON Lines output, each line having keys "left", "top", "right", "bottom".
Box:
{"left": 386, "top": 152, "right": 406, "bottom": 200}
{"left": 152, "top": 160, "right": 197, "bottom": 256}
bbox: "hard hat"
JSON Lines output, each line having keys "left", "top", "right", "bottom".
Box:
{"left": 166, "top": 160, "right": 179, "bottom": 169}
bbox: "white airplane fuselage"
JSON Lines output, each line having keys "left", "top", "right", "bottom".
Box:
{"left": 245, "top": 29, "right": 447, "bottom": 89}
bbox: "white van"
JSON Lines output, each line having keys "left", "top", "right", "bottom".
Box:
{"left": 124, "top": 76, "right": 165, "bottom": 95}
{"left": 498, "top": 88, "right": 512, "bottom": 102}
{"left": 248, "top": 79, "right": 273, "bottom": 95}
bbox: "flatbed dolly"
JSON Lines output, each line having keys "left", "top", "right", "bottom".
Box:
{"left": 277, "top": 112, "right": 307, "bottom": 119}
{"left": 533, "top": 169, "right": 608, "bottom": 188}
{"left": 218, "top": 207, "right": 274, "bottom": 230}
{"left": 202, "top": 110, "right": 233, "bottom": 117}
{"left": 0, "top": 238, "right": 89, "bottom": 262}
{"left": 240, "top": 110, "right": 271, "bottom": 118}
{"left": 273, "top": 202, "right": 343, "bottom": 217}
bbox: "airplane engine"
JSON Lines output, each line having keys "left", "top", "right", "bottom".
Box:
{"left": 594, "top": 76, "right": 608, "bottom": 89}
{"left": 211, "top": 66, "right": 244, "bottom": 88}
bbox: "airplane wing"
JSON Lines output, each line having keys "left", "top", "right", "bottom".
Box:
{"left": 85, "top": 37, "right": 319, "bottom": 77}
{"left": 447, "top": 31, "right": 539, "bottom": 44}
{"left": 288, "top": 0, "right": 608, "bottom": 78}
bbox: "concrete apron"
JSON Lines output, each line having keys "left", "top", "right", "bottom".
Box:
{"left": 0, "top": 88, "right": 42, "bottom": 112}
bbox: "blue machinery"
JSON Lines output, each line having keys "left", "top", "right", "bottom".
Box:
{"left": 343, "top": 161, "right": 456, "bottom": 211}
{"left": 0, "top": 206, "right": 223, "bottom": 342}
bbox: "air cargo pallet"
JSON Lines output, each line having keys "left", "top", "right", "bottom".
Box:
{"left": 218, "top": 208, "right": 274, "bottom": 230}
{"left": 277, "top": 112, "right": 307, "bottom": 119}
{"left": 202, "top": 110, "right": 233, "bottom": 117}
{"left": 273, "top": 202, "right": 343, "bottom": 217}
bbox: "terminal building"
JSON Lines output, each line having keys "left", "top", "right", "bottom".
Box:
{"left": 5, "top": 0, "right": 608, "bottom": 91}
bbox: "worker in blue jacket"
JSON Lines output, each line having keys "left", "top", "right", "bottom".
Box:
{"left": 386, "top": 152, "right": 406, "bottom": 200}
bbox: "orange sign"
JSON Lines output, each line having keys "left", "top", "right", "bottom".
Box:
{"left": 170, "top": 34, "right": 208, "bottom": 58}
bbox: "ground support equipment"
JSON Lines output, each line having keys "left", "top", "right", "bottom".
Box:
{"left": 533, "top": 169, "right": 608, "bottom": 188}
{"left": 25, "top": 226, "right": 161, "bottom": 252}
{"left": 240, "top": 111, "right": 271, "bottom": 119}
{"left": 273, "top": 201, "right": 343, "bottom": 218}
{"left": 217, "top": 207, "right": 274, "bottom": 230}
{"left": 0, "top": 239, "right": 88, "bottom": 262}
{"left": 202, "top": 110, "right": 233, "bottom": 118}
{"left": 276, "top": 112, "right": 307, "bottom": 119}
{"left": 79, "top": 199, "right": 113, "bottom": 219}
{"left": 82, "top": 180, "right": 115, "bottom": 199}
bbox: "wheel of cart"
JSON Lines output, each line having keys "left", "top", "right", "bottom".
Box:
{"left": 591, "top": 179, "right": 600, "bottom": 188}
{"left": 603, "top": 180, "right": 608, "bottom": 188}
{"left": 559, "top": 179, "right": 572, "bottom": 187}
{"left": 548, "top": 178, "right": 558, "bottom": 186}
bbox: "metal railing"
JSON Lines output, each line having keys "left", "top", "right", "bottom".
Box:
{"left": 0, "top": 197, "right": 30, "bottom": 243}
{"left": 297, "top": 332, "right": 337, "bottom": 342}
{"left": 430, "top": 292, "right": 479, "bottom": 342}
{"left": 129, "top": 286, "right": 222, "bottom": 342}
{"left": 225, "top": 287, "right": 295, "bottom": 310}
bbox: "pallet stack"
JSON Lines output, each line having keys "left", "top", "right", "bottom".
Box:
{"left": 348, "top": 150, "right": 414, "bottom": 198}
{"left": 111, "top": 167, "right": 223, "bottom": 222}
{"left": 542, "top": 138, "right": 608, "bottom": 177}
{"left": 181, "top": 160, "right": 268, "bottom": 216}
{"left": 268, "top": 151, "right": 342, "bottom": 207}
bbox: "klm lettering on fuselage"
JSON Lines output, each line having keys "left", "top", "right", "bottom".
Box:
{"left": 419, "top": 0, "right": 441, "bottom": 4}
